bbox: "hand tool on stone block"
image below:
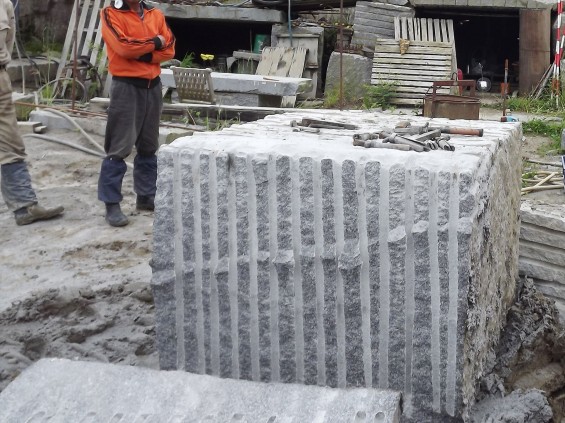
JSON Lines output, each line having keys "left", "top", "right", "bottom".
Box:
{"left": 299, "top": 117, "right": 358, "bottom": 130}
{"left": 393, "top": 122, "right": 429, "bottom": 135}
{"left": 353, "top": 138, "right": 411, "bottom": 151}
{"left": 437, "top": 137, "right": 455, "bottom": 151}
{"left": 353, "top": 132, "right": 380, "bottom": 141}
{"left": 429, "top": 126, "right": 483, "bottom": 137}
{"left": 290, "top": 120, "right": 320, "bottom": 133}
{"left": 380, "top": 131, "right": 428, "bottom": 152}
{"left": 409, "top": 129, "right": 442, "bottom": 143}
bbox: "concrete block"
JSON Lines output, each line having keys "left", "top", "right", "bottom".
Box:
{"left": 0, "top": 358, "right": 402, "bottom": 422}
{"left": 152, "top": 111, "right": 522, "bottom": 421}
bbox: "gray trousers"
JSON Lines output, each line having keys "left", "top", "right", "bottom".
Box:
{"left": 98, "top": 78, "right": 162, "bottom": 204}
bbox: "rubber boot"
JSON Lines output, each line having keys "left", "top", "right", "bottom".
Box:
{"left": 136, "top": 195, "right": 155, "bottom": 211}
{"left": 14, "top": 204, "right": 64, "bottom": 226}
{"left": 105, "top": 203, "right": 129, "bottom": 227}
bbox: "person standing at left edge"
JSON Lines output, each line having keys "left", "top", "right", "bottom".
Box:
{"left": 99, "top": 0, "right": 175, "bottom": 227}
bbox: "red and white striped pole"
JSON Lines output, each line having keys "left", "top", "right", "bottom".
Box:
{"left": 553, "top": 0, "right": 564, "bottom": 105}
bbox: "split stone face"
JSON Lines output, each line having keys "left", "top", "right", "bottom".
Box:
{"left": 151, "top": 110, "right": 522, "bottom": 422}
{"left": 0, "top": 358, "right": 402, "bottom": 422}
{"left": 519, "top": 200, "right": 565, "bottom": 323}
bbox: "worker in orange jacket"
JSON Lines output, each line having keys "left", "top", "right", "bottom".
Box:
{"left": 99, "top": 0, "right": 175, "bottom": 227}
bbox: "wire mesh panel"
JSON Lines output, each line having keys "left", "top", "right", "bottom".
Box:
{"left": 171, "top": 67, "right": 216, "bottom": 104}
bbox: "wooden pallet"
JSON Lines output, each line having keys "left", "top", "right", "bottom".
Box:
{"left": 371, "top": 39, "right": 454, "bottom": 106}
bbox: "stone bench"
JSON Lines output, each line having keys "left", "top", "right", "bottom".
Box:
{"left": 151, "top": 111, "right": 522, "bottom": 421}
{"left": 160, "top": 69, "right": 313, "bottom": 107}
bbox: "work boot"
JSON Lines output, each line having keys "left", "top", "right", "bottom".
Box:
{"left": 105, "top": 203, "right": 129, "bottom": 227}
{"left": 14, "top": 204, "right": 64, "bottom": 226}
{"left": 136, "top": 195, "right": 155, "bottom": 211}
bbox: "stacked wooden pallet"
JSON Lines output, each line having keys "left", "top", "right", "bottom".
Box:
{"left": 371, "top": 39, "right": 454, "bottom": 106}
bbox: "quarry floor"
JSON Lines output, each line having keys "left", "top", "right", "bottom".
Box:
{"left": 0, "top": 104, "right": 564, "bottom": 420}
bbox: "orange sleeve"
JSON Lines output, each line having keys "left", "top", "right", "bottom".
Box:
{"left": 100, "top": 8, "right": 157, "bottom": 60}
{"left": 151, "top": 14, "right": 176, "bottom": 63}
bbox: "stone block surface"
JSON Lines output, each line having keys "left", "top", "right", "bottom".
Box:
{"left": 152, "top": 110, "right": 522, "bottom": 421}
{"left": 0, "top": 358, "right": 402, "bottom": 423}
{"left": 325, "top": 52, "right": 373, "bottom": 100}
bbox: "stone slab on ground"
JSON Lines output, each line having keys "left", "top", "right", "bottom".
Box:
{"left": 151, "top": 110, "right": 522, "bottom": 421}
{"left": 519, "top": 200, "right": 565, "bottom": 323}
{"left": 324, "top": 52, "right": 372, "bottom": 100}
{"left": 0, "top": 358, "right": 402, "bottom": 423}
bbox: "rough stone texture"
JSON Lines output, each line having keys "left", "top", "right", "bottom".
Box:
{"left": 0, "top": 358, "right": 402, "bottom": 422}
{"left": 519, "top": 200, "right": 565, "bottom": 323}
{"left": 351, "top": 1, "right": 415, "bottom": 48}
{"left": 469, "top": 389, "right": 553, "bottom": 423}
{"left": 151, "top": 110, "right": 522, "bottom": 422}
{"left": 324, "top": 52, "right": 373, "bottom": 100}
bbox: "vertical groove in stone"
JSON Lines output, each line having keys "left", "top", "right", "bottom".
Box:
{"left": 437, "top": 170, "right": 451, "bottom": 412}
{"left": 268, "top": 156, "right": 280, "bottom": 382}
{"left": 235, "top": 155, "right": 251, "bottom": 380}
{"left": 365, "top": 161, "right": 380, "bottom": 388}
{"left": 208, "top": 153, "right": 221, "bottom": 376}
{"left": 357, "top": 162, "right": 372, "bottom": 388}
{"left": 388, "top": 165, "right": 406, "bottom": 392}
{"left": 291, "top": 158, "right": 305, "bottom": 383}
{"left": 227, "top": 155, "right": 240, "bottom": 379}
{"left": 276, "top": 155, "right": 296, "bottom": 383}
{"left": 446, "top": 172, "right": 460, "bottom": 416}
{"left": 180, "top": 150, "right": 197, "bottom": 373}
{"left": 404, "top": 167, "right": 415, "bottom": 403}
{"left": 333, "top": 160, "right": 347, "bottom": 388}
{"left": 253, "top": 158, "right": 272, "bottom": 382}
{"left": 321, "top": 158, "right": 338, "bottom": 387}
{"left": 340, "top": 160, "right": 363, "bottom": 388}
{"left": 190, "top": 152, "right": 205, "bottom": 374}
{"left": 299, "top": 157, "right": 318, "bottom": 385}
{"left": 173, "top": 150, "right": 185, "bottom": 370}
{"left": 313, "top": 159, "right": 326, "bottom": 386}
{"left": 215, "top": 153, "right": 232, "bottom": 379}
{"left": 378, "top": 164, "right": 390, "bottom": 389}
{"left": 247, "top": 155, "right": 260, "bottom": 382}
{"left": 411, "top": 168, "right": 433, "bottom": 416}
{"left": 428, "top": 171, "right": 441, "bottom": 413}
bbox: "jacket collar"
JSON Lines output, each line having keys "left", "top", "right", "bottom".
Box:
{"left": 112, "top": 1, "right": 154, "bottom": 11}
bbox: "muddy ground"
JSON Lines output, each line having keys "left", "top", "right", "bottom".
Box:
{"left": 0, "top": 111, "right": 565, "bottom": 421}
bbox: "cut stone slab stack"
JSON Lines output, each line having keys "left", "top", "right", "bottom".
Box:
{"left": 519, "top": 200, "right": 565, "bottom": 322}
{"left": 151, "top": 110, "right": 522, "bottom": 421}
{"left": 0, "top": 358, "right": 401, "bottom": 422}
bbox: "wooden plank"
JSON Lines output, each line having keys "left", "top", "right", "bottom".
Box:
{"left": 433, "top": 19, "right": 441, "bottom": 43}
{"left": 255, "top": 47, "right": 285, "bottom": 76}
{"left": 427, "top": 19, "right": 434, "bottom": 43}
{"left": 439, "top": 19, "right": 451, "bottom": 43}
{"left": 401, "top": 17, "right": 408, "bottom": 39}
{"left": 377, "top": 39, "right": 452, "bottom": 48}
{"left": 421, "top": 18, "right": 428, "bottom": 42}
{"left": 394, "top": 17, "right": 400, "bottom": 40}
{"left": 56, "top": 0, "right": 81, "bottom": 80}
{"left": 414, "top": 18, "right": 421, "bottom": 42}
{"left": 273, "top": 48, "right": 295, "bottom": 77}
{"left": 287, "top": 47, "right": 307, "bottom": 78}
{"left": 372, "top": 67, "right": 453, "bottom": 76}
{"left": 407, "top": 19, "right": 414, "bottom": 41}
{"left": 446, "top": 19, "right": 455, "bottom": 44}
{"left": 82, "top": 0, "right": 103, "bottom": 56}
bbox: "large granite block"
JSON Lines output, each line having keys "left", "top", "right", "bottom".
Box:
{"left": 0, "top": 358, "right": 402, "bottom": 422}
{"left": 152, "top": 110, "right": 522, "bottom": 421}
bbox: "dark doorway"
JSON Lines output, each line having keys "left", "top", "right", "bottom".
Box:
{"left": 168, "top": 18, "right": 273, "bottom": 68}
{"left": 417, "top": 8, "right": 520, "bottom": 91}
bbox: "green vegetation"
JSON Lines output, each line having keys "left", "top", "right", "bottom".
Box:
{"left": 363, "top": 82, "right": 398, "bottom": 110}
{"left": 522, "top": 118, "right": 564, "bottom": 154}
{"left": 180, "top": 52, "right": 197, "bottom": 68}
{"left": 323, "top": 82, "right": 398, "bottom": 110}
